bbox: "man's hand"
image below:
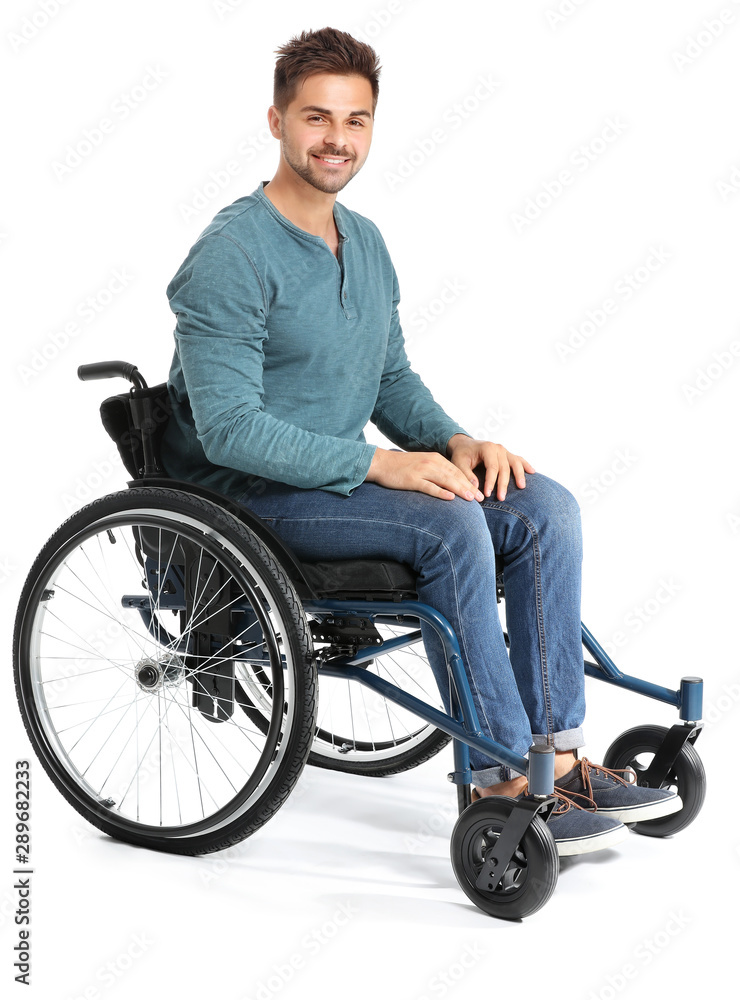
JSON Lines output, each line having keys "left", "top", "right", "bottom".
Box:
{"left": 446, "top": 433, "right": 536, "bottom": 501}
{"left": 365, "top": 447, "right": 485, "bottom": 501}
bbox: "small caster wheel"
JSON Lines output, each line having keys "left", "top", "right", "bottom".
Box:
{"left": 450, "top": 796, "right": 558, "bottom": 919}
{"left": 603, "top": 725, "right": 706, "bottom": 837}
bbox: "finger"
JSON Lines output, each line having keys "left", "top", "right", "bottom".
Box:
{"left": 483, "top": 461, "right": 499, "bottom": 498}
{"left": 423, "top": 482, "right": 456, "bottom": 500}
{"left": 454, "top": 459, "right": 480, "bottom": 490}
{"left": 509, "top": 456, "right": 528, "bottom": 488}
{"left": 497, "top": 459, "right": 511, "bottom": 500}
{"left": 440, "top": 472, "right": 478, "bottom": 501}
{"left": 448, "top": 458, "right": 484, "bottom": 500}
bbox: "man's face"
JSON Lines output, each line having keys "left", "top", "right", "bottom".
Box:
{"left": 273, "top": 72, "right": 374, "bottom": 194}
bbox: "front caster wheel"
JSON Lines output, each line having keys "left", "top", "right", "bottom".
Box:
{"left": 603, "top": 725, "right": 705, "bottom": 837}
{"left": 450, "top": 797, "right": 558, "bottom": 919}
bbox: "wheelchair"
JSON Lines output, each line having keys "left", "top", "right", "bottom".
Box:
{"left": 13, "top": 361, "right": 707, "bottom": 920}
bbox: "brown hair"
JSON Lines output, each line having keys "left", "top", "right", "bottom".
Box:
{"left": 273, "top": 27, "right": 381, "bottom": 116}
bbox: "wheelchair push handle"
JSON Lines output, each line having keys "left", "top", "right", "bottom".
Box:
{"left": 77, "top": 361, "right": 148, "bottom": 391}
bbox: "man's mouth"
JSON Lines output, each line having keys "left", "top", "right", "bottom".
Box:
{"left": 312, "top": 154, "right": 350, "bottom": 166}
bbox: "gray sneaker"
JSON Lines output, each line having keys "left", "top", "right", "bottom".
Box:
{"left": 472, "top": 785, "right": 628, "bottom": 857}
{"left": 538, "top": 788, "right": 628, "bottom": 856}
{"left": 555, "top": 757, "right": 683, "bottom": 824}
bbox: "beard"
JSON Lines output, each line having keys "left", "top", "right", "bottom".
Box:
{"left": 280, "top": 129, "right": 361, "bottom": 194}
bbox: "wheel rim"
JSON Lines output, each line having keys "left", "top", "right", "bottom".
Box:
{"left": 461, "top": 814, "right": 531, "bottom": 898}
{"left": 20, "top": 508, "right": 299, "bottom": 838}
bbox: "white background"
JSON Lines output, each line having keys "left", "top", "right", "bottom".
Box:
{"left": 2, "top": 1, "right": 738, "bottom": 997}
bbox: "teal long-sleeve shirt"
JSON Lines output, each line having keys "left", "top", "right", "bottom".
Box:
{"left": 161, "top": 179, "right": 471, "bottom": 499}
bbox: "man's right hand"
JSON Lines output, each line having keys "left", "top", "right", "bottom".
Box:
{"left": 365, "top": 447, "right": 484, "bottom": 501}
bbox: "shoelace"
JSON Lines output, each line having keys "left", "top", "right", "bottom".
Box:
{"left": 569, "top": 757, "right": 637, "bottom": 802}
{"left": 521, "top": 782, "right": 598, "bottom": 815}
{"left": 471, "top": 757, "right": 636, "bottom": 812}
{"left": 472, "top": 783, "right": 598, "bottom": 815}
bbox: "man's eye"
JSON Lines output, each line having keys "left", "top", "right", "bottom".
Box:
{"left": 307, "top": 116, "right": 364, "bottom": 126}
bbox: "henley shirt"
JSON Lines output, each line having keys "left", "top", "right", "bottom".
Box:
{"left": 161, "top": 179, "right": 471, "bottom": 498}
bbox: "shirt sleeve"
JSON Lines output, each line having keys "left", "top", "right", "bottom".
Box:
{"left": 370, "top": 260, "right": 472, "bottom": 454}
{"left": 167, "top": 234, "right": 377, "bottom": 494}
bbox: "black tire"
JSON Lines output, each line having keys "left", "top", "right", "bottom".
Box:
{"left": 450, "top": 797, "right": 558, "bottom": 919}
{"left": 13, "top": 488, "right": 317, "bottom": 855}
{"left": 602, "top": 725, "right": 706, "bottom": 837}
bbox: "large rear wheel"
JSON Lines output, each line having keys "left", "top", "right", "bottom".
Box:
{"left": 13, "top": 488, "right": 317, "bottom": 855}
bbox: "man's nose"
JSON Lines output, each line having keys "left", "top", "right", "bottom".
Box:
{"left": 322, "top": 126, "right": 345, "bottom": 149}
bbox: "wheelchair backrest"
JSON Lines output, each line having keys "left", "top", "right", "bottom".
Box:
{"left": 100, "top": 382, "right": 172, "bottom": 480}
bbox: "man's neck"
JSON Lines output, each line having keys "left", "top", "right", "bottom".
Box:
{"left": 263, "top": 174, "right": 338, "bottom": 241}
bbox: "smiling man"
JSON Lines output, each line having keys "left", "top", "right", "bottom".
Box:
{"left": 162, "top": 26, "right": 681, "bottom": 856}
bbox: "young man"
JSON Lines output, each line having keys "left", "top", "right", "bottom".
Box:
{"left": 161, "top": 26, "right": 680, "bottom": 856}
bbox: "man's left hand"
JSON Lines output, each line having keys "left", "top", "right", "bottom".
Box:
{"left": 446, "top": 434, "right": 536, "bottom": 501}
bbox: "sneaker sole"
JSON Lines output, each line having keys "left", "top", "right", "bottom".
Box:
{"left": 554, "top": 821, "right": 629, "bottom": 857}
{"left": 597, "top": 794, "right": 683, "bottom": 824}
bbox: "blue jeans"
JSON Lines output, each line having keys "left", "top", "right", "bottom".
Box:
{"left": 236, "top": 468, "right": 586, "bottom": 786}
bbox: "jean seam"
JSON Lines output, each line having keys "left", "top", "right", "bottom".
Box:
{"left": 480, "top": 500, "right": 554, "bottom": 744}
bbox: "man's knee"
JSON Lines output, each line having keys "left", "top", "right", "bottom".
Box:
{"left": 530, "top": 473, "right": 581, "bottom": 521}
{"left": 496, "top": 471, "right": 577, "bottom": 515}
{"left": 487, "top": 472, "right": 581, "bottom": 540}
{"left": 523, "top": 475, "right": 582, "bottom": 552}
{"left": 432, "top": 495, "right": 493, "bottom": 553}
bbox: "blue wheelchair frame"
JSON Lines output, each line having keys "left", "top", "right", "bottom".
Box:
{"left": 308, "top": 598, "right": 704, "bottom": 795}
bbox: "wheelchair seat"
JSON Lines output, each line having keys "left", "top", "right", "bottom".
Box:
{"left": 300, "top": 557, "right": 419, "bottom": 599}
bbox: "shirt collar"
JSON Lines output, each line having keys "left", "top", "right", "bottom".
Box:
{"left": 256, "top": 180, "right": 349, "bottom": 244}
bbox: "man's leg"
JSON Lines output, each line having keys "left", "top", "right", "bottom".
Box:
{"left": 478, "top": 471, "right": 586, "bottom": 760}
{"left": 454, "top": 470, "right": 585, "bottom": 795}
{"left": 236, "top": 475, "right": 534, "bottom": 784}
{"left": 473, "top": 469, "right": 682, "bottom": 825}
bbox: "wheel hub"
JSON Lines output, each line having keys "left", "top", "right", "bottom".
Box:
{"left": 135, "top": 653, "right": 186, "bottom": 693}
